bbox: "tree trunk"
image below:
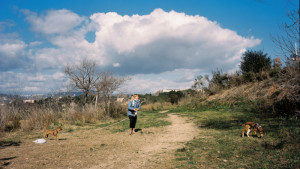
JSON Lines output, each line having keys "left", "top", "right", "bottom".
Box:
{"left": 94, "top": 91, "right": 99, "bottom": 108}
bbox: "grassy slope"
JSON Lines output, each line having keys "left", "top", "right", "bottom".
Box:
{"left": 170, "top": 80, "right": 300, "bottom": 168}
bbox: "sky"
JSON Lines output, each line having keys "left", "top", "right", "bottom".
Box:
{"left": 0, "top": 0, "right": 298, "bottom": 95}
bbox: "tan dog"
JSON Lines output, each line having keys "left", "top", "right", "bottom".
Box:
{"left": 44, "top": 126, "right": 63, "bottom": 140}
{"left": 242, "top": 122, "right": 263, "bottom": 138}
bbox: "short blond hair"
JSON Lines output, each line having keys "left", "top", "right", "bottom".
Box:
{"left": 130, "top": 94, "right": 138, "bottom": 100}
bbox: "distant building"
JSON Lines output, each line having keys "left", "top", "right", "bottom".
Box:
{"left": 162, "top": 89, "right": 180, "bottom": 93}
{"left": 154, "top": 88, "right": 203, "bottom": 96}
{"left": 153, "top": 90, "right": 161, "bottom": 96}
{"left": 56, "top": 96, "right": 63, "bottom": 101}
{"left": 194, "top": 88, "right": 204, "bottom": 93}
{"left": 23, "top": 100, "right": 35, "bottom": 103}
{"left": 116, "top": 98, "right": 125, "bottom": 102}
{"left": 153, "top": 89, "right": 184, "bottom": 96}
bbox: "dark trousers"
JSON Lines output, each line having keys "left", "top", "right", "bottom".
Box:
{"left": 129, "top": 115, "right": 137, "bottom": 128}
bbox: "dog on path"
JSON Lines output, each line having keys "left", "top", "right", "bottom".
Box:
{"left": 242, "top": 122, "right": 263, "bottom": 138}
{"left": 44, "top": 126, "right": 63, "bottom": 140}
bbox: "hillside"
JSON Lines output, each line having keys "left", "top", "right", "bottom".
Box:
{"left": 187, "top": 74, "right": 299, "bottom": 118}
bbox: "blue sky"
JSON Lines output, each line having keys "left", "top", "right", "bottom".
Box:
{"left": 0, "top": 0, "right": 298, "bottom": 95}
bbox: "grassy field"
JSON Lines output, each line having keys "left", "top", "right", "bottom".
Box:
{"left": 0, "top": 107, "right": 299, "bottom": 169}
{"left": 170, "top": 106, "right": 300, "bottom": 169}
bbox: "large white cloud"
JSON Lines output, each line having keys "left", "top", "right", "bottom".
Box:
{"left": 90, "top": 8, "right": 261, "bottom": 74}
{"left": 22, "top": 8, "right": 261, "bottom": 74}
{"left": 0, "top": 8, "right": 262, "bottom": 94}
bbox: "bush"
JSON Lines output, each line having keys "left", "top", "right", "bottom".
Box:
{"left": 273, "top": 98, "right": 299, "bottom": 117}
{"left": 168, "top": 90, "right": 183, "bottom": 105}
{"left": 240, "top": 50, "right": 271, "bottom": 74}
{"left": 0, "top": 106, "right": 8, "bottom": 131}
{"left": 256, "top": 71, "right": 270, "bottom": 81}
{"left": 0, "top": 95, "right": 130, "bottom": 132}
{"left": 109, "top": 102, "right": 127, "bottom": 118}
{"left": 242, "top": 72, "right": 256, "bottom": 82}
{"left": 205, "top": 83, "right": 222, "bottom": 95}
{"left": 62, "top": 103, "right": 105, "bottom": 124}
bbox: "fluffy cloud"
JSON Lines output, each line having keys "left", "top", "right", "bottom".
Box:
{"left": 0, "top": 8, "right": 261, "bottom": 94}
{"left": 90, "top": 8, "right": 261, "bottom": 74}
{"left": 0, "top": 38, "right": 28, "bottom": 71}
{"left": 123, "top": 68, "right": 204, "bottom": 94}
{"left": 21, "top": 8, "right": 261, "bottom": 75}
{"left": 22, "top": 9, "right": 87, "bottom": 35}
{"left": 0, "top": 71, "right": 66, "bottom": 94}
{"left": 21, "top": 9, "right": 107, "bottom": 71}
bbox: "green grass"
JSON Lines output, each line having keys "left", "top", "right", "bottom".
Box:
{"left": 66, "top": 128, "right": 74, "bottom": 133}
{"left": 171, "top": 107, "right": 300, "bottom": 169}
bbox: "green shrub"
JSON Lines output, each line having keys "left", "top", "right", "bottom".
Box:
{"left": 240, "top": 50, "right": 271, "bottom": 74}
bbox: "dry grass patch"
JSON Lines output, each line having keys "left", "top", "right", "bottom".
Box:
{"left": 1, "top": 110, "right": 195, "bottom": 169}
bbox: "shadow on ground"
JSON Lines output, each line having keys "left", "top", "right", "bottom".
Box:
{"left": 0, "top": 156, "right": 17, "bottom": 168}
{"left": 134, "top": 129, "right": 142, "bottom": 132}
{"left": 201, "top": 119, "right": 246, "bottom": 130}
{"left": 0, "top": 141, "right": 21, "bottom": 149}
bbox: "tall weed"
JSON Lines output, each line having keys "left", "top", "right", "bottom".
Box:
{"left": 0, "top": 100, "right": 127, "bottom": 132}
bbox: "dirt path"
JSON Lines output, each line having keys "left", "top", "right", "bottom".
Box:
{"left": 0, "top": 112, "right": 199, "bottom": 169}
{"left": 90, "top": 112, "right": 199, "bottom": 169}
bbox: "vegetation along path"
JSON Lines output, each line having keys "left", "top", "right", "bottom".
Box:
{"left": 0, "top": 111, "right": 199, "bottom": 169}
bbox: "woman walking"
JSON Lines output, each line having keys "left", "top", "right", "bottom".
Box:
{"left": 127, "top": 94, "right": 141, "bottom": 135}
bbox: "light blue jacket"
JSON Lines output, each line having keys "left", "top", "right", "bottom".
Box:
{"left": 127, "top": 99, "right": 141, "bottom": 116}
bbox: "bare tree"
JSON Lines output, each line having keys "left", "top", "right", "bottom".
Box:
{"left": 64, "top": 59, "right": 100, "bottom": 103}
{"left": 272, "top": 3, "right": 300, "bottom": 117}
{"left": 272, "top": 3, "right": 299, "bottom": 59}
{"left": 192, "top": 75, "right": 206, "bottom": 90}
{"left": 94, "top": 72, "right": 127, "bottom": 116}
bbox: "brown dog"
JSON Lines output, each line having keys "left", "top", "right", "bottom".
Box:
{"left": 242, "top": 122, "right": 263, "bottom": 138}
{"left": 44, "top": 126, "right": 63, "bottom": 140}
